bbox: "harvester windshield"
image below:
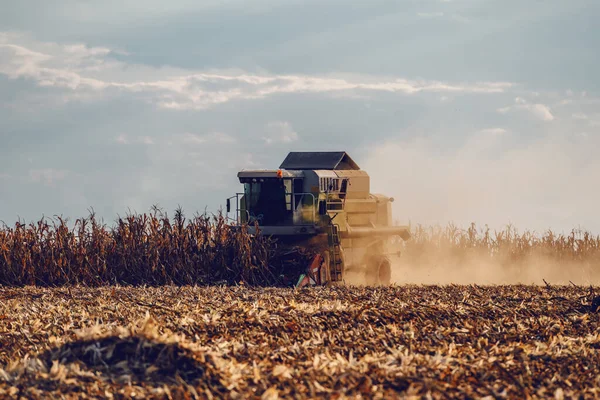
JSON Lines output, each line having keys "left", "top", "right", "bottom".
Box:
{"left": 243, "top": 179, "right": 292, "bottom": 225}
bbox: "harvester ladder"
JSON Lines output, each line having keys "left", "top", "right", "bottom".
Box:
{"left": 327, "top": 224, "right": 343, "bottom": 282}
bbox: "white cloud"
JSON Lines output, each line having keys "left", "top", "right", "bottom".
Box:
{"left": 140, "top": 136, "right": 155, "bottom": 145}
{"left": 262, "top": 121, "right": 299, "bottom": 145}
{"left": 181, "top": 132, "right": 236, "bottom": 145}
{"left": 115, "top": 135, "right": 159, "bottom": 145}
{"left": 529, "top": 103, "right": 554, "bottom": 121}
{"left": 497, "top": 97, "right": 554, "bottom": 121}
{"left": 63, "top": 43, "right": 111, "bottom": 58}
{"left": 0, "top": 33, "right": 516, "bottom": 111}
{"left": 0, "top": 42, "right": 108, "bottom": 90}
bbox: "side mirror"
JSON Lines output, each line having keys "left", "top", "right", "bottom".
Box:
{"left": 226, "top": 198, "right": 231, "bottom": 213}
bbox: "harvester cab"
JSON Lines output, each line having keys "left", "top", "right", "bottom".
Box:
{"left": 226, "top": 151, "right": 410, "bottom": 287}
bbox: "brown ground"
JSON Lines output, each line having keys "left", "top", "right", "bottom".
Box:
{"left": 1, "top": 285, "right": 599, "bottom": 399}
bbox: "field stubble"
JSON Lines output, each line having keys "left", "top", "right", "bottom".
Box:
{"left": 1, "top": 285, "right": 599, "bottom": 399}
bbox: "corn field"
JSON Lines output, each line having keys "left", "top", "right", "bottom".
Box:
{"left": 1, "top": 207, "right": 600, "bottom": 287}
{"left": 393, "top": 223, "right": 600, "bottom": 285}
{"left": 0, "top": 207, "right": 283, "bottom": 287}
{"left": 403, "top": 222, "right": 600, "bottom": 262}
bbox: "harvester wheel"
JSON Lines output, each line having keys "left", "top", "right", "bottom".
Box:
{"left": 378, "top": 257, "right": 392, "bottom": 285}
{"left": 365, "top": 256, "right": 392, "bottom": 286}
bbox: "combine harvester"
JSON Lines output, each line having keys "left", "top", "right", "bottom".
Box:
{"left": 226, "top": 151, "right": 411, "bottom": 287}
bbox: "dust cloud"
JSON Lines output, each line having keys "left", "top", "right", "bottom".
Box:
{"left": 389, "top": 253, "right": 600, "bottom": 286}
{"left": 341, "top": 241, "right": 600, "bottom": 286}
{"left": 361, "top": 132, "right": 600, "bottom": 235}
{"left": 357, "top": 132, "right": 600, "bottom": 286}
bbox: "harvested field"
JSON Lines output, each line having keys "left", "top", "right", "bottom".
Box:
{"left": 1, "top": 285, "right": 599, "bottom": 399}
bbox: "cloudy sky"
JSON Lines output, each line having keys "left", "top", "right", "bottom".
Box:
{"left": 1, "top": 0, "right": 599, "bottom": 233}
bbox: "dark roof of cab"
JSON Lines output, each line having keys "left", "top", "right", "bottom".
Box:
{"left": 279, "top": 152, "right": 360, "bottom": 170}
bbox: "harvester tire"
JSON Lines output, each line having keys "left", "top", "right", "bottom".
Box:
{"left": 378, "top": 257, "right": 392, "bottom": 285}
{"left": 365, "top": 256, "right": 392, "bottom": 286}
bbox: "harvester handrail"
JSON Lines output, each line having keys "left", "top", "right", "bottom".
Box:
{"left": 288, "top": 191, "right": 317, "bottom": 225}
{"left": 230, "top": 193, "right": 250, "bottom": 225}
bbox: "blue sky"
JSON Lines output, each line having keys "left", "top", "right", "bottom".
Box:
{"left": 1, "top": 0, "right": 599, "bottom": 233}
